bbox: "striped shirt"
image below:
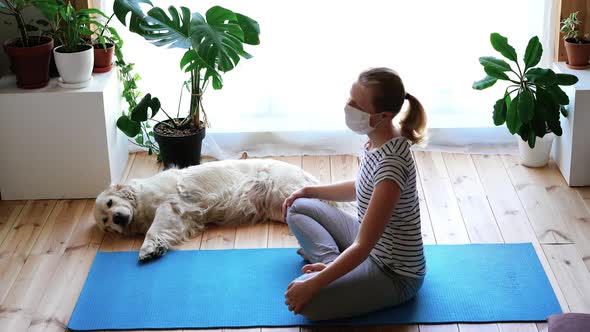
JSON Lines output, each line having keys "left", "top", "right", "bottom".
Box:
{"left": 356, "top": 136, "right": 426, "bottom": 278}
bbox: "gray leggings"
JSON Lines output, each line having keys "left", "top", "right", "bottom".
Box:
{"left": 286, "top": 198, "right": 423, "bottom": 321}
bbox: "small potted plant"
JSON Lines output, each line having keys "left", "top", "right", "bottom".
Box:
{"left": 113, "top": 0, "right": 260, "bottom": 168}
{"left": 473, "top": 33, "right": 578, "bottom": 167}
{"left": 92, "top": 13, "right": 121, "bottom": 73}
{"left": 1, "top": 0, "right": 56, "bottom": 88}
{"left": 561, "top": 11, "right": 590, "bottom": 69}
{"left": 50, "top": 1, "right": 106, "bottom": 88}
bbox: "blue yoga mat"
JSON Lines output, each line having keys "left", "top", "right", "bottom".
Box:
{"left": 68, "top": 243, "right": 561, "bottom": 330}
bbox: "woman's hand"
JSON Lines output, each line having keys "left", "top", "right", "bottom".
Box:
{"left": 285, "top": 278, "right": 320, "bottom": 314}
{"left": 282, "top": 187, "right": 308, "bottom": 221}
{"left": 302, "top": 263, "right": 327, "bottom": 274}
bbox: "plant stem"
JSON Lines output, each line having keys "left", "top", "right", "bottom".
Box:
{"left": 190, "top": 65, "right": 201, "bottom": 128}
{"left": 159, "top": 107, "right": 179, "bottom": 126}
{"left": 5, "top": 0, "right": 28, "bottom": 46}
{"left": 100, "top": 13, "right": 114, "bottom": 37}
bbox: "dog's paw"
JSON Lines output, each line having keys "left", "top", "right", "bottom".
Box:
{"left": 138, "top": 241, "right": 168, "bottom": 263}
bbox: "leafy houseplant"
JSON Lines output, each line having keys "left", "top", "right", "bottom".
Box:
{"left": 50, "top": 1, "right": 106, "bottom": 87}
{"left": 113, "top": 0, "right": 260, "bottom": 168}
{"left": 1, "top": 0, "right": 56, "bottom": 88}
{"left": 473, "top": 33, "right": 578, "bottom": 167}
{"left": 92, "top": 13, "right": 122, "bottom": 73}
{"left": 560, "top": 11, "right": 590, "bottom": 69}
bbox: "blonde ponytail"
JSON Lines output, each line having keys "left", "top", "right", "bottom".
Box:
{"left": 358, "top": 67, "right": 428, "bottom": 145}
{"left": 400, "top": 93, "right": 427, "bottom": 145}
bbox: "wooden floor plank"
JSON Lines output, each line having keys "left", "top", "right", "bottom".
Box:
{"left": 0, "top": 254, "right": 26, "bottom": 303}
{"left": 542, "top": 244, "right": 590, "bottom": 313}
{"left": 329, "top": 155, "right": 358, "bottom": 183}
{"left": 27, "top": 244, "right": 99, "bottom": 332}
{"left": 576, "top": 187, "right": 590, "bottom": 213}
{"left": 414, "top": 159, "right": 436, "bottom": 247}
{"left": 501, "top": 156, "right": 572, "bottom": 244}
{"left": 0, "top": 253, "right": 61, "bottom": 332}
{"left": 442, "top": 153, "right": 503, "bottom": 243}
{"left": 31, "top": 199, "right": 86, "bottom": 255}
{"left": 0, "top": 200, "right": 57, "bottom": 256}
{"left": 414, "top": 151, "right": 470, "bottom": 244}
{"left": 472, "top": 154, "right": 570, "bottom": 330}
{"left": 0, "top": 201, "right": 26, "bottom": 248}
{"left": 302, "top": 156, "right": 331, "bottom": 184}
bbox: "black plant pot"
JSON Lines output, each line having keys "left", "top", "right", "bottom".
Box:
{"left": 153, "top": 120, "right": 206, "bottom": 169}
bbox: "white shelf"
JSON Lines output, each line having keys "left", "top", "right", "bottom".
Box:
{"left": 552, "top": 62, "right": 590, "bottom": 186}
{"left": 0, "top": 71, "right": 128, "bottom": 199}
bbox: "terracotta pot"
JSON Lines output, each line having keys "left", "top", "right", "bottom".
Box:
{"left": 564, "top": 38, "right": 590, "bottom": 69}
{"left": 93, "top": 43, "right": 115, "bottom": 73}
{"left": 3, "top": 36, "right": 54, "bottom": 89}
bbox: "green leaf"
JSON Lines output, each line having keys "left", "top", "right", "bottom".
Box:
{"left": 113, "top": 0, "right": 153, "bottom": 33}
{"left": 117, "top": 115, "right": 141, "bottom": 137}
{"left": 525, "top": 68, "right": 556, "bottom": 85}
{"left": 506, "top": 93, "right": 522, "bottom": 134}
{"left": 556, "top": 73, "right": 578, "bottom": 86}
{"left": 490, "top": 33, "right": 518, "bottom": 62}
{"left": 235, "top": 13, "right": 260, "bottom": 45}
{"left": 560, "top": 105, "right": 569, "bottom": 117}
{"left": 527, "top": 129, "right": 536, "bottom": 149}
{"left": 479, "top": 56, "right": 512, "bottom": 72}
{"left": 484, "top": 66, "right": 510, "bottom": 80}
{"left": 518, "top": 123, "right": 530, "bottom": 142}
{"left": 538, "top": 87, "right": 563, "bottom": 136}
{"left": 524, "top": 36, "right": 542, "bottom": 70}
{"left": 545, "top": 84, "right": 569, "bottom": 105}
{"left": 191, "top": 6, "right": 251, "bottom": 72}
{"left": 135, "top": 135, "right": 144, "bottom": 145}
{"left": 472, "top": 76, "right": 497, "bottom": 90}
{"left": 140, "top": 6, "right": 192, "bottom": 48}
{"left": 518, "top": 90, "right": 535, "bottom": 123}
{"left": 493, "top": 98, "right": 507, "bottom": 125}
{"left": 131, "top": 93, "right": 152, "bottom": 121}
{"left": 149, "top": 97, "right": 160, "bottom": 118}
{"left": 531, "top": 102, "right": 547, "bottom": 138}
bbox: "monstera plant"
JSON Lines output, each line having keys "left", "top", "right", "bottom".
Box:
{"left": 113, "top": 0, "right": 260, "bottom": 168}
{"left": 473, "top": 33, "right": 578, "bottom": 167}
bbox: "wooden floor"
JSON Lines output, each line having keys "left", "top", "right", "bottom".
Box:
{"left": 1, "top": 152, "right": 590, "bottom": 332}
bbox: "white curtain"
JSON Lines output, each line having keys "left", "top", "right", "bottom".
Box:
{"left": 97, "top": 0, "right": 557, "bottom": 159}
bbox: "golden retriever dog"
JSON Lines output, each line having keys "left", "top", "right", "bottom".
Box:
{"left": 94, "top": 159, "right": 353, "bottom": 262}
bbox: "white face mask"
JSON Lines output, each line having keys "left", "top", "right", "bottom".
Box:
{"left": 344, "top": 105, "right": 384, "bottom": 135}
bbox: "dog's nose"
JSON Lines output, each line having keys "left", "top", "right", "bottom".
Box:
{"left": 113, "top": 212, "right": 128, "bottom": 225}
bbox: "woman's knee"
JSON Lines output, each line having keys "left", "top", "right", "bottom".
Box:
{"left": 286, "top": 198, "right": 316, "bottom": 227}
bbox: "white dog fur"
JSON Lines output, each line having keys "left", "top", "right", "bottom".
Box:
{"left": 94, "top": 159, "right": 353, "bottom": 262}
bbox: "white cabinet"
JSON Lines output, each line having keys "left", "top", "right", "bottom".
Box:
{"left": 0, "top": 71, "right": 128, "bottom": 199}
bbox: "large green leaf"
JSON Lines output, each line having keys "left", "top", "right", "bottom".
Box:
{"left": 525, "top": 68, "right": 556, "bottom": 85}
{"left": 484, "top": 66, "right": 510, "bottom": 80}
{"left": 479, "top": 56, "right": 512, "bottom": 72}
{"left": 140, "top": 6, "right": 192, "bottom": 48}
{"left": 472, "top": 76, "right": 497, "bottom": 90}
{"left": 527, "top": 128, "right": 536, "bottom": 149}
{"left": 545, "top": 84, "right": 570, "bottom": 105}
{"left": 490, "top": 33, "right": 517, "bottom": 62}
{"left": 537, "top": 87, "right": 563, "bottom": 136}
{"left": 236, "top": 13, "right": 260, "bottom": 45}
{"left": 493, "top": 98, "right": 507, "bottom": 125}
{"left": 523, "top": 36, "right": 542, "bottom": 70}
{"left": 518, "top": 90, "right": 535, "bottom": 123}
{"left": 191, "top": 6, "right": 251, "bottom": 73}
{"left": 556, "top": 73, "right": 578, "bottom": 86}
{"left": 113, "top": 0, "right": 153, "bottom": 34}
{"left": 180, "top": 49, "right": 224, "bottom": 89}
{"left": 506, "top": 93, "right": 522, "bottom": 134}
{"left": 131, "top": 93, "right": 160, "bottom": 121}
{"left": 117, "top": 115, "right": 141, "bottom": 137}
{"left": 531, "top": 101, "right": 547, "bottom": 138}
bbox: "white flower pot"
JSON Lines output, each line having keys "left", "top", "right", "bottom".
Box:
{"left": 53, "top": 45, "right": 94, "bottom": 88}
{"left": 518, "top": 133, "right": 555, "bottom": 168}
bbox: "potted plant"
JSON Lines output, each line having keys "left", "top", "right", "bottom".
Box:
{"left": 50, "top": 1, "right": 105, "bottom": 88}
{"left": 113, "top": 0, "right": 260, "bottom": 168}
{"left": 473, "top": 33, "right": 578, "bottom": 167}
{"left": 561, "top": 11, "right": 590, "bottom": 69}
{"left": 1, "top": 0, "right": 57, "bottom": 88}
{"left": 92, "top": 13, "right": 121, "bottom": 73}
